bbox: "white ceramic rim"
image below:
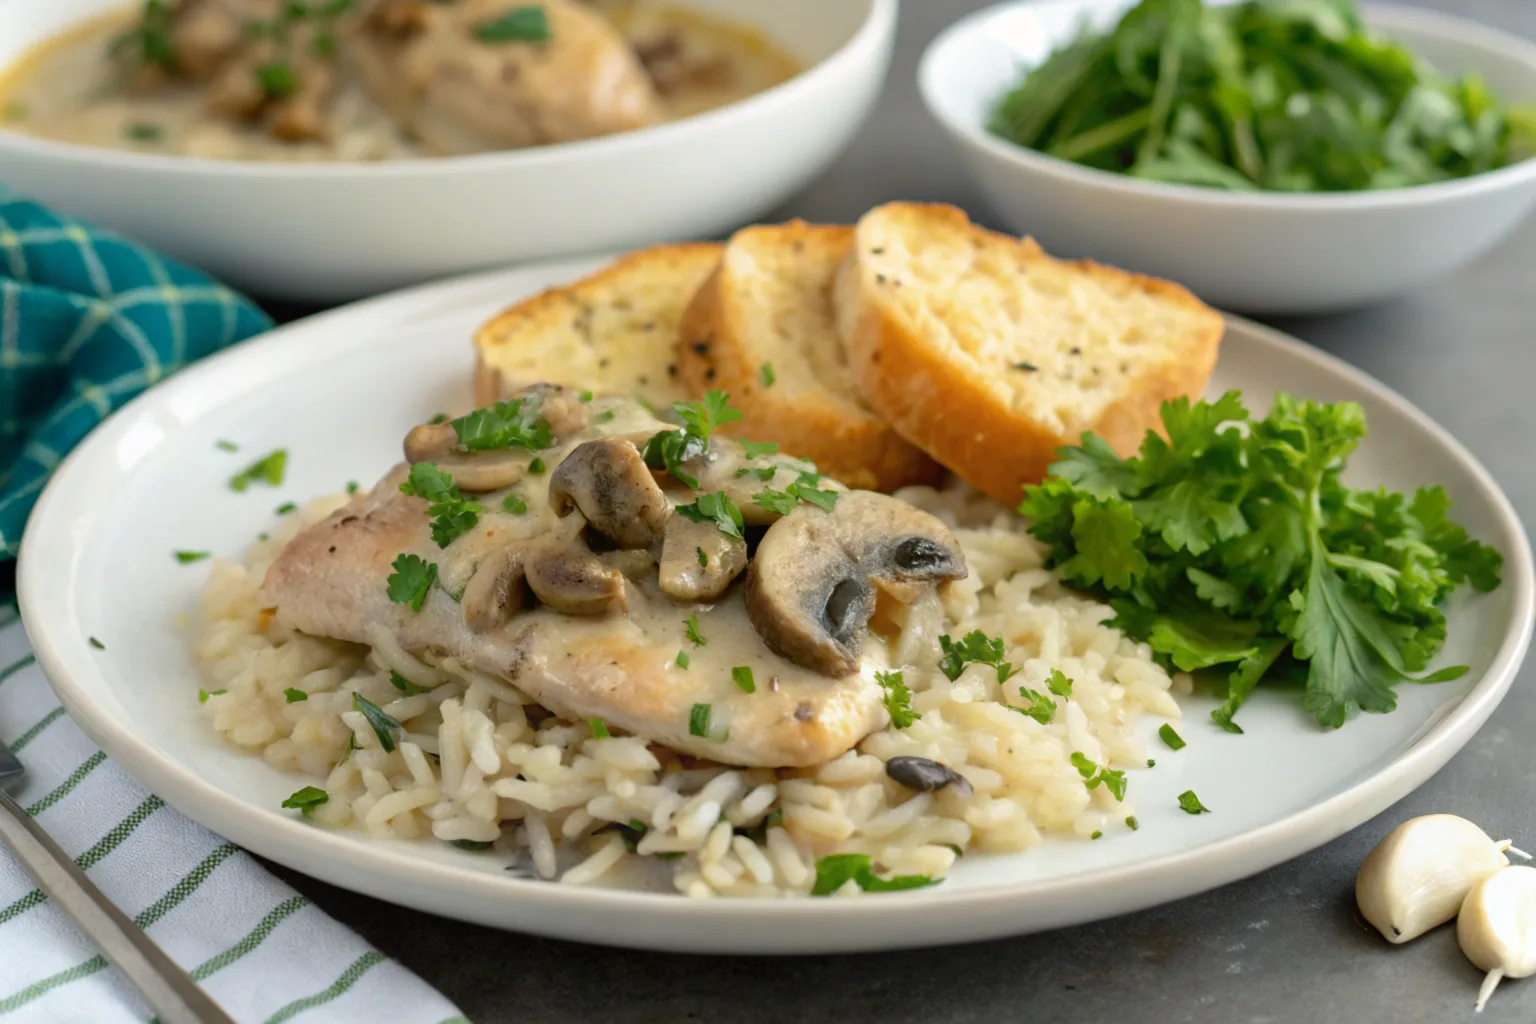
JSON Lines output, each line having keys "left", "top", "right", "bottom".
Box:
{"left": 15, "top": 257, "right": 1535, "bottom": 948}
{"left": 918, "top": 0, "right": 1536, "bottom": 211}
{"left": 0, "top": 0, "right": 897, "bottom": 178}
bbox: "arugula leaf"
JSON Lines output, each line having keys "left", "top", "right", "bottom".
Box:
{"left": 811, "top": 853, "right": 940, "bottom": 896}
{"left": 676, "top": 492, "right": 745, "bottom": 542}
{"left": 451, "top": 398, "right": 552, "bottom": 452}
{"left": 230, "top": 449, "right": 287, "bottom": 492}
{"left": 875, "top": 670, "right": 918, "bottom": 728}
{"left": 386, "top": 554, "right": 438, "bottom": 612}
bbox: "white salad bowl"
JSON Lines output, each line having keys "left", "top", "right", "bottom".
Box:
{"left": 919, "top": 1, "right": 1536, "bottom": 314}
{"left": 0, "top": 0, "right": 896, "bottom": 301}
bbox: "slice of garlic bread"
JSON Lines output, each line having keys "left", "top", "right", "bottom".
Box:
{"left": 473, "top": 243, "right": 721, "bottom": 408}
{"left": 834, "top": 202, "right": 1224, "bottom": 505}
{"left": 677, "top": 221, "right": 943, "bottom": 493}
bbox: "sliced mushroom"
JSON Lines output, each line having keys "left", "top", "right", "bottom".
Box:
{"left": 402, "top": 421, "right": 527, "bottom": 493}
{"left": 745, "top": 492, "right": 967, "bottom": 676}
{"left": 525, "top": 545, "right": 627, "bottom": 616}
{"left": 658, "top": 513, "right": 747, "bottom": 601}
{"left": 462, "top": 544, "right": 529, "bottom": 632}
{"left": 549, "top": 438, "right": 670, "bottom": 549}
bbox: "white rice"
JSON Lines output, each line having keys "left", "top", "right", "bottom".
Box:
{"left": 193, "top": 485, "right": 1186, "bottom": 897}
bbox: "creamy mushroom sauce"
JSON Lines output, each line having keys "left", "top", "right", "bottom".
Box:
{"left": 0, "top": 1, "right": 798, "bottom": 162}
{"left": 256, "top": 388, "right": 973, "bottom": 767}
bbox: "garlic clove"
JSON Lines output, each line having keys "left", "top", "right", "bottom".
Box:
{"left": 1356, "top": 814, "right": 1510, "bottom": 944}
{"left": 1457, "top": 865, "right": 1536, "bottom": 1012}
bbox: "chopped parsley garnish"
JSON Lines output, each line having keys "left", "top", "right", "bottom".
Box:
{"left": 1126, "top": 816, "right": 1140, "bottom": 831}
{"left": 197, "top": 688, "right": 227, "bottom": 703}
{"left": 281, "top": 688, "right": 307, "bottom": 703}
{"left": 1046, "top": 669, "right": 1073, "bottom": 697}
{"left": 641, "top": 429, "right": 706, "bottom": 489}
{"left": 275, "top": 502, "right": 297, "bottom": 516}
{"left": 579, "top": 390, "right": 594, "bottom": 402}
{"left": 281, "top": 786, "right": 328, "bottom": 816}
{"left": 399, "top": 462, "right": 484, "bottom": 547}
{"left": 674, "top": 390, "right": 741, "bottom": 441}
{"left": 389, "top": 671, "right": 432, "bottom": 696}
{"left": 174, "top": 550, "right": 211, "bottom": 563}
{"left": 1071, "top": 752, "right": 1128, "bottom": 801}
{"left": 684, "top": 615, "right": 706, "bottom": 646}
{"left": 1159, "top": 724, "right": 1186, "bottom": 751}
{"left": 1013, "top": 687, "right": 1056, "bottom": 724}
{"left": 386, "top": 553, "right": 438, "bottom": 611}
{"left": 790, "top": 473, "right": 839, "bottom": 512}
{"left": 938, "top": 630, "right": 1014, "bottom": 683}
{"left": 88, "top": 637, "right": 105, "bottom": 650}
{"left": 740, "top": 440, "right": 779, "bottom": 459}
{"left": 688, "top": 702, "right": 711, "bottom": 737}
{"left": 1020, "top": 391, "right": 1502, "bottom": 732}
{"left": 451, "top": 397, "right": 552, "bottom": 452}
{"left": 676, "top": 491, "right": 744, "bottom": 542}
{"left": 126, "top": 122, "right": 163, "bottom": 142}
{"left": 1178, "top": 789, "right": 1211, "bottom": 815}
{"left": 229, "top": 449, "right": 287, "bottom": 492}
{"left": 111, "top": 0, "right": 176, "bottom": 71}
{"left": 760, "top": 363, "right": 776, "bottom": 387}
{"left": 528, "top": 457, "right": 545, "bottom": 474}
{"left": 752, "top": 488, "right": 797, "bottom": 516}
{"left": 588, "top": 717, "right": 611, "bottom": 739}
{"left": 1147, "top": 759, "right": 1156, "bottom": 768}
{"left": 1012, "top": 361, "right": 1038, "bottom": 372}
{"left": 736, "top": 466, "right": 777, "bottom": 482}
{"left": 810, "top": 853, "right": 939, "bottom": 896}
{"left": 676, "top": 650, "right": 690, "bottom": 669}
{"left": 595, "top": 410, "right": 616, "bottom": 423}
{"left": 428, "top": 413, "right": 450, "bottom": 425}
{"left": 696, "top": 547, "right": 708, "bottom": 568}
{"left": 255, "top": 61, "right": 299, "bottom": 99}
{"left": 731, "top": 666, "right": 756, "bottom": 694}
{"left": 502, "top": 493, "right": 528, "bottom": 515}
{"left": 215, "top": 439, "right": 239, "bottom": 452}
{"left": 1091, "top": 831, "right": 1103, "bottom": 840}
{"left": 352, "top": 692, "right": 400, "bottom": 753}
{"left": 875, "top": 670, "right": 918, "bottom": 728}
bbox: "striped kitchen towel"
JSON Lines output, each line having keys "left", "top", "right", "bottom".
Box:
{"left": 0, "top": 611, "right": 470, "bottom": 1022}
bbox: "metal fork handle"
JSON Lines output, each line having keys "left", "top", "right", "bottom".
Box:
{"left": 0, "top": 790, "right": 237, "bottom": 1024}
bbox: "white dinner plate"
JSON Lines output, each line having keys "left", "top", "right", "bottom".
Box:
{"left": 17, "top": 257, "right": 1535, "bottom": 954}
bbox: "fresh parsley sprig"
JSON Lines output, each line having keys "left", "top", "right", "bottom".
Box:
{"left": 1021, "top": 391, "right": 1502, "bottom": 731}
{"left": 875, "top": 670, "right": 918, "bottom": 728}
{"left": 938, "top": 630, "right": 1015, "bottom": 683}
{"left": 811, "top": 853, "right": 939, "bottom": 895}
{"left": 676, "top": 492, "right": 745, "bottom": 542}
{"left": 451, "top": 397, "right": 552, "bottom": 452}
{"left": 399, "top": 462, "right": 484, "bottom": 547}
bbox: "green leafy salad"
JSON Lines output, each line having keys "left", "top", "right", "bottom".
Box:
{"left": 1020, "top": 392, "right": 1502, "bottom": 732}
{"left": 989, "top": 0, "right": 1536, "bottom": 192}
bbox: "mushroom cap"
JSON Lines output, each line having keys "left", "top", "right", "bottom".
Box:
{"left": 658, "top": 512, "right": 748, "bottom": 602}
{"left": 745, "top": 491, "right": 967, "bottom": 676}
{"left": 549, "top": 437, "right": 672, "bottom": 549}
{"left": 403, "top": 421, "right": 528, "bottom": 493}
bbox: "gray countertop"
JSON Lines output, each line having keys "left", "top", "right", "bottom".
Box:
{"left": 267, "top": 2, "right": 1536, "bottom": 1020}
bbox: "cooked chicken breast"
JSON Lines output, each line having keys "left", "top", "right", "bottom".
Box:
{"left": 259, "top": 388, "right": 968, "bottom": 768}
{"left": 348, "top": 0, "right": 664, "bottom": 155}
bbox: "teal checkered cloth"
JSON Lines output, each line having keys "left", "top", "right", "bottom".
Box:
{"left": 0, "top": 188, "right": 272, "bottom": 562}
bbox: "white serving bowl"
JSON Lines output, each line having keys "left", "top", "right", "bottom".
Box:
{"left": 919, "top": 0, "right": 1536, "bottom": 314}
{"left": 0, "top": 0, "right": 895, "bottom": 301}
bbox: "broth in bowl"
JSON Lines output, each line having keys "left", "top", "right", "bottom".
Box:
{"left": 0, "top": 0, "right": 799, "bottom": 162}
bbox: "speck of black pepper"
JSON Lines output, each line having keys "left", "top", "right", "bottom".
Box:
{"left": 876, "top": 273, "right": 887, "bottom": 284}
{"left": 793, "top": 241, "right": 804, "bottom": 253}
{"left": 642, "top": 321, "right": 657, "bottom": 331}
{"left": 705, "top": 367, "right": 716, "bottom": 381}
{"left": 666, "top": 363, "right": 678, "bottom": 377}
{"left": 339, "top": 515, "right": 359, "bottom": 526}
{"left": 638, "top": 375, "right": 649, "bottom": 385}
{"left": 328, "top": 545, "right": 336, "bottom": 554}
{"left": 1070, "top": 346, "right": 1081, "bottom": 356}
{"left": 871, "top": 351, "right": 882, "bottom": 363}
{"left": 598, "top": 357, "right": 610, "bottom": 369}
{"left": 1091, "top": 366, "right": 1102, "bottom": 376}
{"left": 870, "top": 247, "right": 884, "bottom": 255}
{"left": 1120, "top": 361, "right": 1130, "bottom": 373}
{"left": 692, "top": 342, "right": 710, "bottom": 356}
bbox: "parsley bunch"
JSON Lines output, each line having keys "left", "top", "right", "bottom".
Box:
{"left": 400, "top": 463, "right": 484, "bottom": 548}
{"left": 1020, "top": 392, "right": 1502, "bottom": 732}
{"left": 642, "top": 390, "right": 741, "bottom": 488}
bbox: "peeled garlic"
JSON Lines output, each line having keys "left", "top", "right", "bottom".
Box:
{"left": 1355, "top": 814, "right": 1523, "bottom": 944}
{"left": 1458, "top": 866, "right": 1536, "bottom": 1012}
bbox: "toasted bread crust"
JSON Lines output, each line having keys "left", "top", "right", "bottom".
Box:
{"left": 677, "top": 221, "right": 943, "bottom": 493}
{"left": 836, "top": 203, "right": 1223, "bottom": 505}
{"left": 473, "top": 242, "right": 723, "bottom": 406}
